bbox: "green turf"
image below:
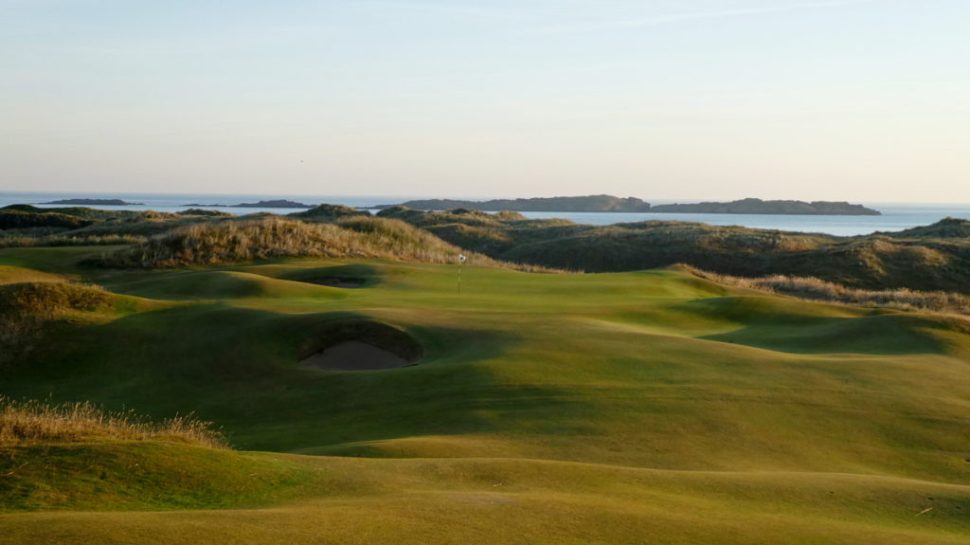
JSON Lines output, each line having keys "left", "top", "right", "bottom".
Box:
{"left": 1, "top": 246, "right": 969, "bottom": 544}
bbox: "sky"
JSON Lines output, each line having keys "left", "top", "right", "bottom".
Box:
{"left": 2, "top": 0, "right": 968, "bottom": 202}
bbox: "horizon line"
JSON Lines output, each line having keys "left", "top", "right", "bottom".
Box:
{"left": 0, "top": 189, "right": 965, "bottom": 207}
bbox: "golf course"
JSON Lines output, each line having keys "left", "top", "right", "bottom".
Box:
{"left": 2, "top": 241, "right": 969, "bottom": 544}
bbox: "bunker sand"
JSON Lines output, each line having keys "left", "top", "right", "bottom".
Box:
{"left": 301, "top": 340, "right": 412, "bottom": 371}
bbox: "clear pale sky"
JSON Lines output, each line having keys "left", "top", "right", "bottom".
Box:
{"left": 2, "top": 0, "right": 968, "bottom": 201}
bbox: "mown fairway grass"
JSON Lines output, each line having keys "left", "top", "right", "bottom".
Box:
{"left": 1, "top": 246, "right": 969, "bottom": 544}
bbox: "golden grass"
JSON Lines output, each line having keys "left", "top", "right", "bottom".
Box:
{"left": 95, "top": 216, "right": 556, "bottom": 271}
{"left": 0, "top": 282, "right": 111, "bottom": 315}
{"left": 0, "top": 397, "right": 226, "bottom": 449}
{"left": 0, "top": 233, "right": 144, "bottom": 248}
{"left": 96, "top": 217, "right": 472, "bottom": 267}
{"left": 686, "top": 266, "right": 970, "bottom": 315}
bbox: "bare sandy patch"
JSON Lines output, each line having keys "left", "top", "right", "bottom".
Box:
{"left": 301, "top": 340, "right": 411, "bottom": 371}
{"left": 299, "top": 320, "right": 423, "bottom": 372}
{"left": 310, "top": 277, "right": 367, "bottom": 288}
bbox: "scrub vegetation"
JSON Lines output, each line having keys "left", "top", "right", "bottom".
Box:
{"left": 379, "top": 207, "right": 970, "bottom": 294}
{"left": 685, "top": 266, "right": 970, "bottom": 316}
{"left": 0, "top": 397, "right": 225, "bottom": 448}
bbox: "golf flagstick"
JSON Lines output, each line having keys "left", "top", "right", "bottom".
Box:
{"left": 458, "top": 254, "right": 466, "bottom": 293}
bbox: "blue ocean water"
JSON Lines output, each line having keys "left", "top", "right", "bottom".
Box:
{"left": 516, "top": 205, "right": 970, "bottom": 236}
{"left": 0, "top": 192, "right": 393, "bottom": 217}
{"left": 2, "top": 191, "right": 968, "bottom": 237}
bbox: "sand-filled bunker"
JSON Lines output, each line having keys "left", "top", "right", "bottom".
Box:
{"left": 282, "top": 265, "right": 379, "bottom": 289}
{"left": 301, "top": 276, "right": 369, "bottom": 289}
{"left": 299, "top": 320, "right": 423, "bottom": 371}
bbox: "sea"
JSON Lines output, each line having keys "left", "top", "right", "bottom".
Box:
{"left": 2, "top": 191, "right": 969, "bottom": 237}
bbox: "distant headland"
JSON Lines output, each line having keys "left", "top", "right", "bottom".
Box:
{"left": 181, "top": 199, "right": 313, "bottom": 209}
{"left": 650, "top": 198, "right": 881, "bottom": 216}
{"left": 43, "top": 198, "right": 144, "bottom": 206}
{"left": 376, "top": 195, "right": 880, "bottom": 215}
{"left": 376, "top": 195, "right": 651, "bottom": 212}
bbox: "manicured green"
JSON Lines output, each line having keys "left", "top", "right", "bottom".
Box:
{"left": 1, "top": 245, "right": 969, "bottom": 544}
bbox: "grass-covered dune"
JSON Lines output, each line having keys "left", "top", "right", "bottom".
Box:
{"left": 0, "top": 204, "right": 226, "bottom": 248}
{"left": 0, "top": 280, "right": 147, "bottom": 369}
{"left": 0, "top": 398, "right": 329, "bottom": 512}
{"left": 378, "top": 207, "right": 970, "bottom": 294}
{"left": 92, "top": 216, "right": 475, "bottom": 268}
{"left": 1, "top": 244, "right": 969, "bottom": 543}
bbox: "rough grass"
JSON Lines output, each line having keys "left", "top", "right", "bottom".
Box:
{"left": 0, "top": 282, "right": 112, "bottom": 315}
{"left": 0, "top": 208, "right": 92, "bottom": 230}
{"left": 686, "top": 266, "right": 970, "bottom": 316}
{"left": 91, "top": 216, "right": 549, "bottom": 271}
{"left": 0, "top": 398, "right": 226, "bottom": 448}
{"left": 0, "top": 204, "right": 216, "bottom": 248}
{"left": 0, "top": 282, "right": 117, "bottom": 368}
{"left": 91, "top": 216, "right": 461, "bottom": 267}
{"left": 0, "top": 233, "right": 144, "bottom": 249}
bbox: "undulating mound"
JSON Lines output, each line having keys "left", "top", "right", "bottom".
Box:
{"left": 299, "top": 320, "right": 423, "bottom": 371}
{"left": 0, "top": 399, "right": 321, "bottom": 511}
{"left": 0, "top": 398, "right": 277, "bottom": 511}
{"left": 93, "top": 217, "right": 493, "bottom": 268}
{"left": 0, "top": 282, "right": 117, "bottom": 368}
{"left": 290, "top": 203, "right": 369, "bottom": 220}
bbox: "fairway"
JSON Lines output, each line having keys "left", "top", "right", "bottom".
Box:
{"left": 2, "top": 246, "right": 969, "bottom": 544}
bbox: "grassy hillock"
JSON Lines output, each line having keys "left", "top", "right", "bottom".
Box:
{"left": 0, "top": 205, "right": 228, "bottom": 248}
{"left": 0, "top": 398, "right": 334, "bottom": 512}
{"left": 889, "top": 217, "right": 970, "bottom": 238}
{"left": 379, "top": 208, "right": 970, "bottom": 294}
{"left": 290, "top": 203, "right": 370, "bottom": 220}
{"left": 684, "top": 266, "right": 970, "bottom": 316}
{"left": 2, "top": 204, "right": 130, "bottom": 220}
{"left": 177, "top": 208, "right": 233, "bottom": 217}
{"left": 0, "top": 282, "right": 119, "bottom": 368}
{"left": 0, "top": 207, "right": 94, "bottom": 230}
{"left": 93, "top": 216, "right": 494, "bottom": 268}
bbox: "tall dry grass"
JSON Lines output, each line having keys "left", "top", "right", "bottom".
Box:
{"left": 0, "top": 234, "right": 144, "bottom": 249}
{"left": 686, "top": 266, "right": 970, "bottom": 316}
{"left": 94, "top": 216, "right": 554, "bottom": 271}
{"left": 0, "top": 397, "right": 227, "bottom": 449}
{"left": 95, "top": 217, "right": 464, "bottom": 267}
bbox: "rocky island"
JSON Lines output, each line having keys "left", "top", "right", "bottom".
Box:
{"left": 181, "top": 199, "right": 313, "bottom": 208}
{"left": 650, "top": 198, "right": 880, "bottom": 215}
{"left": 376, "top": 195, "right": 880, "bottom": 215}
{"left": 43, "top": 198, "right": 144, "bottom": 206}
{"left": 377, "top": 195, "right": 652, "bottom": 212}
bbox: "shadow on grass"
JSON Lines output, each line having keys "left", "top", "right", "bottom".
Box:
{"left": 704, "top": 314, "right": 949, "bottom": 356}
{"left": 275, "top": 263, "right": 382, "bottom": 289}
{"left": 668, "top": 296, "right": 950, "bottom": 356}
{"left": 0, "top": 304, "right": 578, "bottom": 455}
